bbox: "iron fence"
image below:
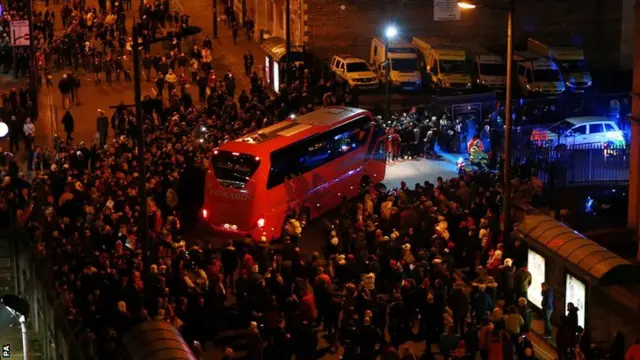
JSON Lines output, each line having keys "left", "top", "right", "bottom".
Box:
{"left": 513, "top": 143, "right": 629, "bottom": 187}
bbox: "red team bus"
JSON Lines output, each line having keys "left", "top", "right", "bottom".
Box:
{"left": 202, "top": 106, "right": 387, "bottom": 241}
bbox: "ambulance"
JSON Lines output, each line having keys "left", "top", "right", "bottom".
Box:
{"left": 472, "top": 52, "right": 506, "bottom": 90}
{"left": 513, "top": 51, "right": 565, "bottom": 96}
{"left": 411, "top": 36, "right": 472, "bottom": 92}
{"left": 527, "top": 38, "right": 593, "bottom": 93}
{"left": 369, "top": 37, "right": 422, "bottom": 91}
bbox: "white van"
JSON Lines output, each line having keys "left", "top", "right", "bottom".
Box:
{"left": 472, "top": 53, "right": 506, "bottom": 89}
{"left": 369, "top": 37, "right": 422, "bottom": 91}
{"left": 412, "top": 37, "right": 472, "bottom": 91}
{"left": 533, "top": 116, "right": 625, "bottom": 149}
{"left": 514, "top": 51, "right": 565, "bottom": 96}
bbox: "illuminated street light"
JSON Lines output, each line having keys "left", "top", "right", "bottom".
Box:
{"left": 383, "top": 24, "right": 398, "bottom": 125}
{"left": 458, "top": 1, "right": 477, "bottom": 9}
{"left": 2, "top": 295, "right": 30, "bottom": 360}
{"left": 458, "top": 0, "right": 516, "bottom": 236}
{"left": 385, "top": 25, "right": 398, "bottom": 39}
{"left": 0, "top": 122, "right": 8, "bottom": 138}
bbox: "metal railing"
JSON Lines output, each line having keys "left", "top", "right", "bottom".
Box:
{"left": 512, "top": 143, "right": 629, "bottom": 187}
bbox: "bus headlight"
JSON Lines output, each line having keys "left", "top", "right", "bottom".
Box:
{"left": 257, "top": 218, "right": 265, "bottom": 228}
{"left": 202, "top": 209, "right": 208, "bottom": 219}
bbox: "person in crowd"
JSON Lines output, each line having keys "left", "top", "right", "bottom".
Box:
{"left": 244, "top": 50, "right": 254, "bottom": 76}
{"left": 541, "top": 282, "right": 554, "bottom": 339}
{"left": 625, "top": 337, "right": 640, "bottom": 360}
{"left": 515, "top": 265, "right": 531, "bottom": 300}
{"left": 96, "top": 110, "right": 109, "bottom": 147}
{"left": 609, "top": 331, "right": 626, "bottom": 360}
{"left": 567, "top": 302, "right": 580, "bottom": 334}
{"left": 61, "top": 110, "right": 75, "bottom": 143}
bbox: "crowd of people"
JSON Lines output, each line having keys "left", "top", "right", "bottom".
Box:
{"left": 3, "top": 70, "right": 637, "bottom": 360}
{"left": 0, "top": 1, "right": 637, "bottom": 358}
{"left": 0, "top": 30, "right": 362, "bottom": 359}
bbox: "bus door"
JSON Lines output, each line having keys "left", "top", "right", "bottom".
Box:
{"left": 365, "top": 126, "right": 387, "bottom": 185}
{"left": 365, "top": 122, "right": 386, "bottom": 161}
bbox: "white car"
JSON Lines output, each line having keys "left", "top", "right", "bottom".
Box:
{"left": 330, "top": 54, "right": 379, "bottom": 89}
{"left": 531, "top": 116, "right": 625, "bottom": 149}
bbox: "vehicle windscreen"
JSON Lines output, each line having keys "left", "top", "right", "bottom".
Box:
{"left": 391, "top": 58, "right": 418, "bottom": 72}
{"left": 547, "top": 120, "right": 574, "bottom": 133}
{"left": 440, "top": 60, "right": 469, "bottom": 74}
{"left": 346, "top": 62, "right": 371, "bottom": 73}
{"left": 479, "top": 63, "right": 506, "bottom": 76}
{"left": 560, "top": 60, "right": 587, "bottom": 73}
{"left": 212, "top": 151, "right": 260, "bottom": 189}
{"left": 533, "top": 69, "right": 562, "bottom": 82}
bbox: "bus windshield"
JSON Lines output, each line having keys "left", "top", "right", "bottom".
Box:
{"left": 533, "top": 69, "right": 562, "bottom": 82}
{"left": 212, "top": 151, "right": 260, "bottom": 188}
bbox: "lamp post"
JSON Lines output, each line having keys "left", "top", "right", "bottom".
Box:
{"left": 285, "top": 0, "right": 291, "bottom": 87}
{"left": 384, "top": 25, "right": 398, "bottom": 123}
{"left": 2, "top": 294, "right": 30, "bottom": 360}
{"left": 459, "top": 0, "right": 514, "bottom": 235}
{"left": 213, "top": 0, "right": 218, "bottom": 38}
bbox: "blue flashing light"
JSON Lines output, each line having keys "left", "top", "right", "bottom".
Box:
{"left": 585, "top": 196, "right": 594, "bottom": 213}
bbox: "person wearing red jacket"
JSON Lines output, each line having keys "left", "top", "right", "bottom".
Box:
{"left": 626, "top": 338, "right": 640, "bottom": 360}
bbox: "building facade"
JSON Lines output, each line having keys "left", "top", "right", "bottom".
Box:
{"left": 248, "top": 0, "right": 633, "bottom": 69}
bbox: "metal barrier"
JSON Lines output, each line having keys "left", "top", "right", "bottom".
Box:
{"left": 9, "top": 227, "right": 87, "bottom": 360}
{"left": 512, "top": 143, "right": 629, "bottom": 187}
{"left": 356, "top": 89, "right": 631, "bottom": 127}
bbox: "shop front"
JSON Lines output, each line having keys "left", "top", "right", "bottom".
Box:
{"left": 260, "top": 37, "right": 304, "bottom": 93}
{"left": 512, "top": 214, "right": 640, "bottom": 344}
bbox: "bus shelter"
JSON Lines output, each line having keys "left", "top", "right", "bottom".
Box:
{"left": 512, "top": 215, "right": 639, "bottom": 344}
{"left": 260, "top": 37, "right": 305, "bottom": 93}
{"left": 122, "top": 321, "right": 197, "bottom": 360}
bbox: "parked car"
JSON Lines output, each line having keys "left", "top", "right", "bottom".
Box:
{"left": 530, "top": 116, "right": 625, "bottom": 150}
{"left": 330, "top": 54, "right": 379, "bottom": 90}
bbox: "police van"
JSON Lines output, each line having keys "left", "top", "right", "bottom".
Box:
{"left": 527, "top": 38, "right": 593, "bottom": 93}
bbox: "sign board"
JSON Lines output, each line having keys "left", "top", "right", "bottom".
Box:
{"left": 452, "top": 103, "right": 481, "bottom": 122}
{"left": 527, "top": 249, "right": 546, "bottom": 309}
{"left": 10, "top": 20, "right": 30, "bottom": 46}
{"left": 434, "top": 0, "right": 460, "bottom": 21}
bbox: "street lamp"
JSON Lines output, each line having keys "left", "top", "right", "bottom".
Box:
{"left": 385, "top": 25, "right": 398, "bottom": 39}
{"left": 2, "top": 294, "right": 30, "bottom": 360}
{"left": 457, "top": 1, "right": 477, "bottom": 9}
{"left": 384, "top": 24, "right": 398, "bottom": 124}
{"left": 459, "top": 0, "right": 515, "bottom": 235}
